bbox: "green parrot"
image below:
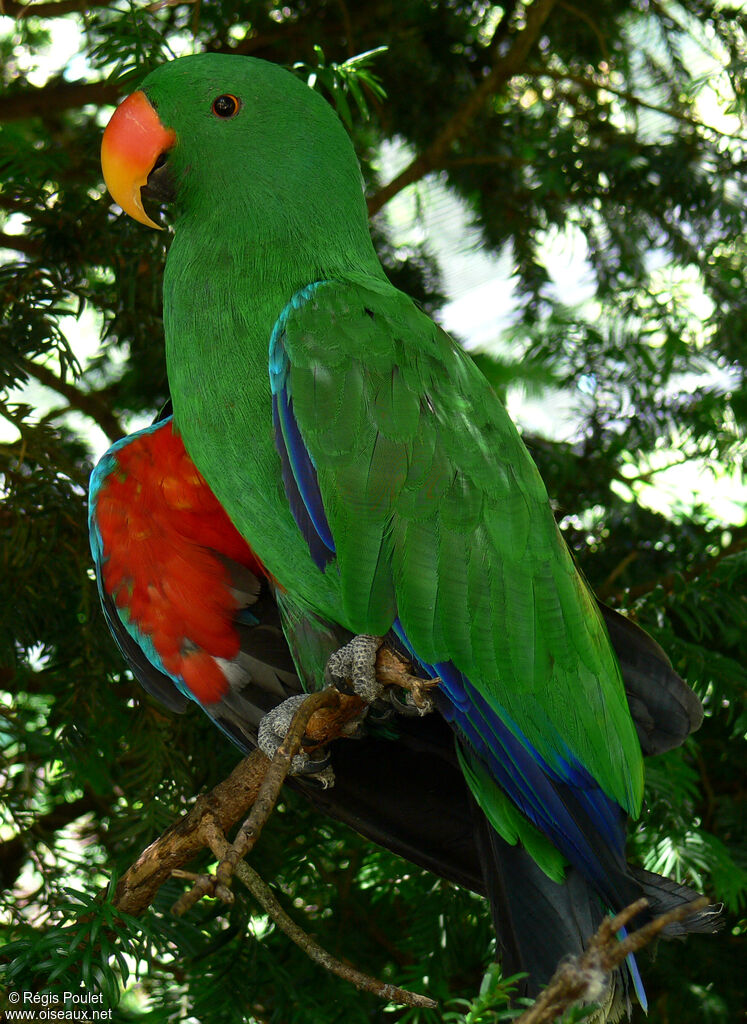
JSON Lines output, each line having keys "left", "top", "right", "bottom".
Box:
{"left": 101, "top": 53, "right": 716, "bottom": 1011}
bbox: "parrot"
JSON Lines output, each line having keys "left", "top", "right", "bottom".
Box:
{"left": 99, "top": 53, "right": 719, "bottom": 1012}
{"left": 90, "top": 407, "right": 711, "bottom": 1004}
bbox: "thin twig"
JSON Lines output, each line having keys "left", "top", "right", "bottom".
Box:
{"left": 217, "top": 688, "right": 342, "bottom": 882}
{"left": 531, "top": 67, "right": 747, "bottom": 143}
{"left": 557, "top": 1, "right": 609, "bottom": 61}
{"left": 205, "top": 820, "right": 438, "bottom": 1010}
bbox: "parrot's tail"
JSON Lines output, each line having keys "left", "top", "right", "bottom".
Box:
{"left": 472, "top": 812, "right": 722, "bottom": 1020}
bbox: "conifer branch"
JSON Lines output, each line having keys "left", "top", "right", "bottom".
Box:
{"left": 0, "top": 794, "right": 98, "bottom": 888}
{"left": 530, "top": 67, "right": 747, "bottom": 143}
{"left": 366, "top": 0, "right": 559, "bottom": 215}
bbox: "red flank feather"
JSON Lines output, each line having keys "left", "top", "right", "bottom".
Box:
{"left": 96, "top": 421, "right": 265, "bottom": 703}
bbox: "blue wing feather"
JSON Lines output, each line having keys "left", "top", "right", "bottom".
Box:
{"left": 269, "top": 296, "right": 336, "bottom": 569}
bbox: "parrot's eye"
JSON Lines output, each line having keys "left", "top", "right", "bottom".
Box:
{"left": 212, "top": 94, "right": 240, "bottom": 119}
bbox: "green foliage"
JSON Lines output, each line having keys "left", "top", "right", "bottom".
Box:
{"left": 1, "top": 2, "right": 745, "bottom": 1022}
{"left": 295, "top": 44, "right": 388, "bottom": 128}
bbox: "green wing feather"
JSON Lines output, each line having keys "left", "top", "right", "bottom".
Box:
{"left": 281, "top": 276, "right": 644, "bottom": 816}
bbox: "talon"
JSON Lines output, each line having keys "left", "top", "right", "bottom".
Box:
{"left": 387, "top": 686, "right": 435, "bottom": 717}
{"left": 324, "top": 635, "right": 384, "bottom": 703}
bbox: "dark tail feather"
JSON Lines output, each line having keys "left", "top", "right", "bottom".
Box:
{"left": 473, "top": 812, "right": 644, "bottom": 1020}
{"left": 597, "top": 603, "right": 703, "bottom": 755}
{"left": 294, "top": 713, "right": 485, "bottom": 895}
{"left": 472, "top": 802, "right": 606, "bottom": 995}
{"left": 473, "top": 808, "right": 722, "bottom": 1014}
{"left": 631, "top": 866, "right": 723, "bottom": 935}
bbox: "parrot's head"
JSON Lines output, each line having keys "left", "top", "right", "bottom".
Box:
{"left": 101, "top": 53, "right": 371, "bottom": 249}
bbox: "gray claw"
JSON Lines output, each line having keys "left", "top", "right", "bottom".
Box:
{"left": 324, "top": 635, "right": 385, "bottom": 703}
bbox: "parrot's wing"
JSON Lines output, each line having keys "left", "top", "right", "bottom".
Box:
{"left": 271, "top": 278, "right": 645, "bottom": 899}
{"left": 89, "top": 418, "right": 301, "bottom": 752}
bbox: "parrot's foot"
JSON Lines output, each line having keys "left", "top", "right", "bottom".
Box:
{"left": 258, "top": 694, "right": 334, "bottom": 783}
{"left": 324, "top": 634, "right": 385, "bottom": 703}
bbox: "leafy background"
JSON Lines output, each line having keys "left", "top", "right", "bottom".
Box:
{"left": 0, "top": 1, "right": 745, "bottom": 1021}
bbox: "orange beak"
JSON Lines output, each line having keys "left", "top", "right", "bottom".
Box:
{"left": 101, "top": 91, "right": 176, "bottom": 230}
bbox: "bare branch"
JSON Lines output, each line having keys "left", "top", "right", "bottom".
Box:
{"left": 515, "top": 897, "right": 709, "bottom": 1023}
{"left": 0, "top": 232, "right": 40, "bottom": 257}
{"left": 113, "top": 748, "right": 269, "bottom": 915}
{"left": 367, "top": 0, "right": 559, "bottom": 215}
{"left": 215, "top": 689, "right": 343, "bottom": 883}
{"left": 112, "top": 688, "right": 366, "bottom": 916}
{"left": 171, "top": 687, "right": 351, "bottom": 917}
{"left": 0, "top": 79, "right": 122, "bottom": 123}
{"left": 113, "top": 644, "right": 429, "bottom": 916}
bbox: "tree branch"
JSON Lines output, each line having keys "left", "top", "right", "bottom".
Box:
{"left": 171, "top": 687, "right": 349, "bottom": 917}
{"left": 599, "top": 528, "right": 747, "bottom": 604}
{"left": 1, "top": 0, "right": 115, "bottom": 20}
{"left": 0, "top": 79, "right": 122, "bottom": 123}
{"left": 22, "top": 358, "right": 124, "bottom": 440}
{"left": 367, "top": 0, "right": 559, "bottom": 215}
{"left": 0, "top": 232, "right": 41, "bottom": 257}
{"left": 515, "top": 897, "right": 708, "bottom": 1023}
{"left": 112, "top": 689, "right": 368, "bottom": 916}
{"left": 113, "top": 648, "right": 427, "bottom": 916}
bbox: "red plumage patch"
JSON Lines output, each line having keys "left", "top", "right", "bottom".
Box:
{"left": 96, "top": 421, "right": 265, "bottom": 704}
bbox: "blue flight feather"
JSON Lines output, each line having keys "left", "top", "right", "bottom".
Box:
{"left": 272, "top": 392, "right": 335, "bottom": 570}
{"left": 269, "top": 289, "right": 336, "bottom": 567}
